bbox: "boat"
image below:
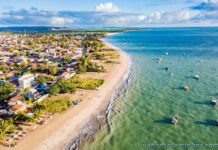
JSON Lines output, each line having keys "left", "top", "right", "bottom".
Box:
{"left": 194, "top": 75, "right": 200, "bottom": 80}
{"left": 211, "top": 98, "right": 217, "bottom": 105}
{"left": 183, "top": 85, "right": 189, "bottom": 91}
{"left": 172, "top": 115, "right": 178, "bottom": 124}
{"left": 156, "top": 57, "right": 162, "bottom": 64}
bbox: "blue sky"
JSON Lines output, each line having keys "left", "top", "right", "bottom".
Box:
{"left": 0, "top": 0, "right": 218, "bottom": 27}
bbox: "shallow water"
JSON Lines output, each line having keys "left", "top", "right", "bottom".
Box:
{"left": 83, "top": 28, "right": 218, "bottom": 150}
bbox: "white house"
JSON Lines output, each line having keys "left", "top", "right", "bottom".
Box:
{"left": 18, "top": 74, "right": 35, "bottom": 89}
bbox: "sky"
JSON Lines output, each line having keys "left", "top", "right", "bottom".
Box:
{"left": 0, "top": 0, "right": 218, "bottom": 27}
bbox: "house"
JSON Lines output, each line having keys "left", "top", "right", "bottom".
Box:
{"left": 8, "top": 95, "right": 25, "bottom": 106}
{"left": 18, "top": 74, "right": 35, "bottom": 89}
{"left": 60, "top": 72, "right": 71, "bottom": 79}
{"left": 24, "top": 88, "right": 41, "bottom": 101}
{"left": 9, "top": 104, "right": 27, "bottom": 114}
{"left": 36, "top": 84, "right": 48, "bottom": 93}
{"left": 66, "top": 68, "right": 76, "bottom": 73}
{"left": 8, "top": 95, "right": 27, "bottom": 114}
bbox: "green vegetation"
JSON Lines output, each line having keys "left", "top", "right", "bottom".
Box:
{"left": 0, "top": 118, "right": 16, "bottom": 139}
{"left": 95, "top": 53, "right": 105, "bottom": 60}
{"left": 49, "top": 84, "right": 60, "bottom": 95}
{"left": 49, "top": 75, "right": 104, "bottom": 95}
{"left": 77, "top": 54, "right": 105, "bottom": 73}
{"left": 36, "top": 76, "right": 47, "bottom": 84}
{"left": 38, "top": 74, "right": 57, "bottom": 82}
{"left": 105, "top": 52, "right": 119, "bottom": 59}
{"left": 56, "top": 79, "right": 76, "bottom": 93}
{"left": 0, "top": 82, "right": 15, "bottom": 101}
{"left": 82, "top": 36, "right": 104, "bottom": 52}
{"left": 33, "top": 96, "right": 71, "bottom": 114}
{"left": 31, "top": 63, "right": 60, "bottom": 75}
{"left": 69, "top": 75, "right": 104, "bottom": 89}
{"left": 48, "top": 65, "right": 60, "bottom": 75}
{"left": 49, "top": 79, "right": 76, "bottom": 95}
{"left": 63, "top": 56, "right": 71, "bottom": 64}
{"left": 14, "top": 111, "right": 34, "bottom": 122}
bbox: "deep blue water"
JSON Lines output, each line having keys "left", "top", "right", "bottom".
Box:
{"left": 84, "top": 28, "right": 218, "bottom": 150}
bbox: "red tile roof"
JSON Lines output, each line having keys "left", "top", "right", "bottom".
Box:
{"left": 9, "top": 95, "right": 24, "bottom": 102}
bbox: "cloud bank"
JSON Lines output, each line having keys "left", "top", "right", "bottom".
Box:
{"left": 0, "top": 1, "right": 218, "bottom": 27}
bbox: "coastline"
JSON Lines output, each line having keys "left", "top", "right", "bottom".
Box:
{"left": 1, "top": 35, "right": 130, "bottom": 150}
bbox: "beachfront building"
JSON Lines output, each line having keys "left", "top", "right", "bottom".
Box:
{"left": 8, "top": 95, "right": 27, "bottom": 114}
{"left": 18, "top": 74, "right": 35, "bottom": 89}
{"left": 24, "top": 88, "right": 41, "bottom": 101}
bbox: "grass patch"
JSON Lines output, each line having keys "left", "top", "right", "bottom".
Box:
{"left": 69, "top": 75, "right": 104, "bottom": 89}
{"left": 33, "top": 96, "right": 71, "bottom": 114}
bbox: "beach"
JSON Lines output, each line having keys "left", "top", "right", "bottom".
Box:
{"left": 84, "top": 28, "right": 218, "bottom": 150}
{"left": 0, "top": 39, "right": 130, "bottom": 150}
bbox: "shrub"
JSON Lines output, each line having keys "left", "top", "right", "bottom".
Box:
{"left": 49, "top": 84, "right": 60, "bottom": 95}
{"left": 69, "top": 76, "right": 104, "bottom": 89}
{"left": 33, "top": 97, "right": 71, "bottom": 114}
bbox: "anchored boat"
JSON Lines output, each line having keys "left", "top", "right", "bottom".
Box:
{"left": 211, "top": 98, "right": 217, "bottom": 105}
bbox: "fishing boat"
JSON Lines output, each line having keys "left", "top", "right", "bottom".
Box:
{"left": 183, "top": 85, "right": 189, "bottom": 91}
{"left": 156, "top": 57, "right": 162, "bottom": 64}
{"left": 211, "top": 98, "right": 217, "bottom": 105}
{"left": 194, "top": 75, "right": 200, "bottom": 80}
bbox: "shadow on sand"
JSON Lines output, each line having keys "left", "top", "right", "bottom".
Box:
{"left": 154, "top": 118, "right": 172, "bottom": 125}
{"left": 193, "top": 100, "right": 211, "bottom": 106}
{"left": 194, "top": 119, "right": 216, "bottom": 126}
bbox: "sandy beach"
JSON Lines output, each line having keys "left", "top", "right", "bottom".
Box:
{"left": 0, "top": 39, "right": 129, "bottom": 150}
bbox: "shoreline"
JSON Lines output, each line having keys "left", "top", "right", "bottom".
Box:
{"left": 66, "top": 38, "right": 132, "bottom": 149}
{"left": 1, "top": 35, "right": 130, "bottom": 150}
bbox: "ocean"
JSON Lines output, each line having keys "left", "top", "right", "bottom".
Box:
{"left": 83, "top": 28, "right": 218, "bottom": 150}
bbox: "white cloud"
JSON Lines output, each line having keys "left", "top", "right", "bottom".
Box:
{"left": 144, "top": 8, "right": 203, "bottom": 24}
{"left": 138, "top": 15, "right": 146, "bottom": 21}
{"left": 50, "top": 17, "right": 74, "bottom": 25}
{"left": 95, "top": 2, "right": 120, "bottom": 13}
{"left": 1, "top": 0, "right": 218, "bottom": 27}
{"left": 146, "top": 11, "right": 162, "bottom": 22}
{"left": 13, "top": 15, "right": 24, "bottom": 20}
{"left": 207, "top": 0, "right": 218, "bottom": 3}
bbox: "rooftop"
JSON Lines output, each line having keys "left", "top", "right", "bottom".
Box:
{"left": 19, "top": 74, "right": 34, "bottom": 80}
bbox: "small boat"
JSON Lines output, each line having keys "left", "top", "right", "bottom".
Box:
{"left": 194, "top": 75, "right": 200, "bottom": 80}
{"left": 172, "top": 115, "right": 178, "bottom": 124}
{"left": 157, "top": 58, "right": 162, "bottom": 64}
{"left": 211, "top": 98, "right": 217, "bottom": 105}
{"left": 183, "top": 85, "right": 189, "bottom": 91}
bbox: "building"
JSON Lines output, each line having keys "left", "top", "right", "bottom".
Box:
{"left": 18, "top": 74, "right": 35, "bottom": 89}
{"left": 8, "top": 95, "right": 24, "bottom": 106}
{"left": 60, "top": 72, "right": 71, "bottom": 79}
{"left": 24, "top": 88, "right": 41, "bottom": 101}
{"left": 8, "top": 95, "right": 27, "bottom": 114}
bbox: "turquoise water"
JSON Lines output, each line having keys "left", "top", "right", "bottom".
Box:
{"left": 84, "top": 28, "right": 218, "bottom": 150}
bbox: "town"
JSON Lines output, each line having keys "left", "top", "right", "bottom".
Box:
{"left": 0, "top": 32, "right": 118, "bottom": 147}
